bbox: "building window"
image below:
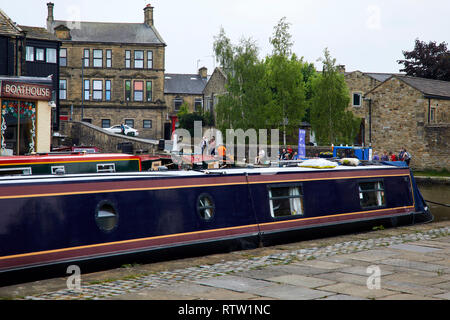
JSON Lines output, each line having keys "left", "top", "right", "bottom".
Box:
{"left": 125, "top": 80, "right": 131, "bottom": 102}
{"left": 125, "top": 50, "right": 131, "bottom": 68}
{"left": 194, "top": 98, "right": 203, "bottom": 112}
{"left": 105, "top": 80, "right": 111, "bottom": 101}
{"left": 84, "top": 80, "right": 90, "bottom": 101}
{"left": 93, "top": 49, "right": 102, "bottom": 68}
{"left": 83, "top": 49, "right": 90, "bottom": 67}
{"left": 174, "top": 98, "right": 183, "bottom": 111}
{"left": 46, "top": 48, "right": 57, "bottom": 63}
{"left": 106, "top": 49, "right": 112, "bottom": 68}
{"left": 35, "top": 48, "right": 45, "bottom": 61}
{"left": 143, "top": 120, "right": 152, "bottom": 129}
{"left": 93, "top": 80, "right": 103, "bottom": 100}
{"left": 134, "top": 81, "right": 144, "bottom": 101}
{"left": 268, "top": 184, "right": 304, "bottom": 218}
{"left": 134, "top": 50, "right": 144, "bottom": 68}
{"left": 60, "top": 48, "right": 67, "bottom": 66}
{"left": 147, "top": 51, "right": 153, "bottom": 69}
{"left": 146, "top": 81, "right": 152, "bottom": 102}
{"left": 353, "top": 93, "right": 362, "bottom": 107}
{"left": 59, "top": 79, "right": 67, "bottom": 100}
{"left": 26, "top": 46, "right": 34, "bottom": 61}
{"left": 430, "top": 107, "right": 436, "bottom": 123}
{"left": 125, "top": 119, "right": 134, "bottom": 128}
{"left": 101, "top": 119, "right": 111, "bottom": 128}
{"left": 358, "top": 181, "right": 385, "bottom": 209}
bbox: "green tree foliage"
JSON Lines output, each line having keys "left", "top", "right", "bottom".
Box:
{"left": 177, "top": 102, "right": 213, "bottom": 136}
{"left": 310, "top": 48, "right": 360, "bottom": 145}
{"left": 398, "top": 39, "right": 450, "bottom": 81}
{"left": 214, "top": 30, "right": 272, "bottom": 133}
{"left": 265, "top": 18, "right": 308, "bottom": 145}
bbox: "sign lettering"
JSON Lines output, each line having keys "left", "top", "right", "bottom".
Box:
{"left": 1, "top": 81, "right": 52, "bottom": 101}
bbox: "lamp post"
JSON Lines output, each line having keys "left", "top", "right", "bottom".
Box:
{"left": 363, "top": 97, "right": 372, "bottom": 147}
{"left": 81, "top": 56, "right": 84, "bottom": 121}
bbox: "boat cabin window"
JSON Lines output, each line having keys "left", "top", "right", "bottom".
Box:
{"left": 197, "top": 193, "right": 215, "bottom": 221}
{"left": 0, "top": 167, "right": 32, "bottom": 176}
{"left": 268, "top": 184, "right": 304, "bottom": 218}
{"left": 97, "top": 163, "right": 116, "bottom": 173}
{"left": 358, "top": 181, "right": 385, "bottom": 209}
{"left": 51, "top": 166, "right": 66, "bottom": 175}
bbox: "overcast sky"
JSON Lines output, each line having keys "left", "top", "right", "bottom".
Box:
{"left": 3, "top": 0, "right": 449, "bottom": 75}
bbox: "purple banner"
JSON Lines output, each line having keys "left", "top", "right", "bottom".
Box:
{"left": 298, "top": 129, "right": 306, "bottom": 158}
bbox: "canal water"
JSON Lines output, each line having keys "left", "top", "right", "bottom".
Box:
{"left": 417, "top": 183, "right": 450, "bottom": 222}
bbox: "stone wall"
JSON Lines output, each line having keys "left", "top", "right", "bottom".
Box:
{"left": 59, "top": 121, "right": 159, "bottom": 154}
{"left": 423, "top": 124, "right": 450, "bottom": 170}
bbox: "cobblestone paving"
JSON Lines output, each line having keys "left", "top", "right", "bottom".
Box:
{"left": 22, "top": 226, "right": 449, "bottom": 300}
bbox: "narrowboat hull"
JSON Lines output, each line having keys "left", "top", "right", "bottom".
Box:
{"left": 0, "top": 165, "right": 432, "bottom": 274}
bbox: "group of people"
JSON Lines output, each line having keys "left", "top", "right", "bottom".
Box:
{"left": 373, "top": 147, "right": 411, "bottom": 166}
{"left": 279, "top": 146, "right": 299, "bottom": 161}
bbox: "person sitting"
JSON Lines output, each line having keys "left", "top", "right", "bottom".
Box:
{"left": 373, "top": 151, "right": 380, "bottom": 161}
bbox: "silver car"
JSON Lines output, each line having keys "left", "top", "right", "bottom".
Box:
{"left": 105, "top": 125, "right": 139, "bottom": 137}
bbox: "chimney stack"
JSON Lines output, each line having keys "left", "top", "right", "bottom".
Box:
{"left": 199, "top": 67, "right": 208, "bottom": 79}
{"left": 144, "top": 4, "right": 154, "bottom": 27}
{"left": 46, "top": 2, "right": 54, "bottom": 32}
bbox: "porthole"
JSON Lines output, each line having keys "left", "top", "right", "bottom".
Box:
{"left": 197, "top": 193, "right": 215, "bottom": 221}
{"left": 95, "top": 201, "right": 119, "bottom": 232}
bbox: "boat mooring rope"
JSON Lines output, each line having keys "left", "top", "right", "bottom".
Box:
{"left": 425, "top": 199, "right": 450, "bottom": 208}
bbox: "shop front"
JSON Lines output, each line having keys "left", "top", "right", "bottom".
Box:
{"left": 0, "top": 79, "right": 53, "bottom": 155}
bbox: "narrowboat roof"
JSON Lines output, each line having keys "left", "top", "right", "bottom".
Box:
{"left": 0, "top": 163, "right": 408, "bottom": 184}
{"left": 0, "top": 153, "right": 140, "bottom": 165}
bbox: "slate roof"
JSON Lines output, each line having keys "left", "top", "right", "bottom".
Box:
{"left": 396, "top": 75, "right": 450, "bottom": 99}
{"left": 19, "top": 25, "right": 59, "bottom": 41}
{"left": 50, "top": 20, "right": 166, "bottom": 45}
{"left": 0, "top": 9, "right": 22, "bottom": 36}
{"left": 164, "top": 74, "right": 208, "bottom": 95}
{"left": 365, "top": 73, "right": 399, "bottom": 82}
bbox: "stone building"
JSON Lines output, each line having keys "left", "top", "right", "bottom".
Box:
{"left": 45, "top": 3, "right": 167, "bottom": 139}
{"left": 343, "top": 68, "right": 398, "bottom": 145}
{"left": 202, "top": 67, "right": 227, "bottom": 124}
{"left": 164, "top": 67, "right": 208, "bottom": 138}
{"left": 364, "top": 75, "right": 450, "bottom": 170}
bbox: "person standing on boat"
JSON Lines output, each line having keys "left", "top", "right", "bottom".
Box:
{"left": 201, "top": 136, "right": 208, "bottom": 155}
{"left": 209, "top": 136, "right": 216, "bottom": 155}
{"left": 381, "top": 151, "right": 389, "bottom": 161}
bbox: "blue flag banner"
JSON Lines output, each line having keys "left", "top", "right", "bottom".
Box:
{"left": 298, "top": 129, "right": 306, "bottom": 158}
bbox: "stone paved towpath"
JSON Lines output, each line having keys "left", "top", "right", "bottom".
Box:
{"left": 1, "top": 221, "right": 449, "bottom": 300}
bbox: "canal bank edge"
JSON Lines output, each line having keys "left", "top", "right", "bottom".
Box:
{"left": 415, "top": 176, "right": 450, "bottom": 185}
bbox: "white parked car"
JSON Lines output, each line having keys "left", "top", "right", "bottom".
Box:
{"left": 105, "top": 125, "right": 139, "bottom": 137}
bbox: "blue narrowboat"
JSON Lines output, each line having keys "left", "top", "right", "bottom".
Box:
{"left": 0, "top": 162, "right": 432, "bottom": 274}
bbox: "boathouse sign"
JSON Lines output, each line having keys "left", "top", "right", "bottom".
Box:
{"left": 0, "top": 80, "right": 52, "bottom": 101}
